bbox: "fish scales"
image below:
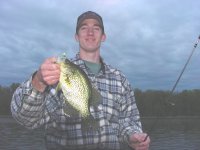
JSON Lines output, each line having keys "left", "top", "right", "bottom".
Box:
{"left": 57, "top": 54, "right": 91, "bottom": 118}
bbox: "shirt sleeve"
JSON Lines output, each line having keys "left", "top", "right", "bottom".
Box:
{"left": 10, "top": 75, "right": 50, "bottom": 129}
{"left": 118, "top": 76, "right": 143, "bottom": 144}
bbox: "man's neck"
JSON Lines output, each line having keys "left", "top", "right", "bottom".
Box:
{"left": 79, "top": 50, "right": 100, "bottom": 63}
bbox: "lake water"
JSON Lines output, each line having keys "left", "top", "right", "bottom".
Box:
{"left": 0, "top": 116, "right": 200, "bottom": 150}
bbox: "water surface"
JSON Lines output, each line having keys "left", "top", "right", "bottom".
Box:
{"left": 1, "top": 116, "right": 200, "bottom": 150}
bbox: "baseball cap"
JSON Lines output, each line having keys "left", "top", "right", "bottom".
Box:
{"left": 76, "top": 11, "right": 104, "bottom": 34}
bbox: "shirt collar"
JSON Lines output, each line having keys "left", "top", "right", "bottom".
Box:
{"left": 74, "top": 52, "right": 106, "bottom": 75}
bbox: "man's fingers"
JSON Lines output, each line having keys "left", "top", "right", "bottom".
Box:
{"left": 37, "top": 57, "right": 60, "bottom": 85}
{"left": 41, "top": 64, "right": 60, "bottom": 72}
{"left": 44, "top": 76, "right": 60, "bottom": 85}
{"left": 45, "top": 57, "right": 57, "bottom": 64}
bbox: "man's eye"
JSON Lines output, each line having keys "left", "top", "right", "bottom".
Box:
{"left": 94, "top": 27, "right": 100, "bottom": 31}
{"left": 80, "top": 27, "right": 87, "bottom": 30}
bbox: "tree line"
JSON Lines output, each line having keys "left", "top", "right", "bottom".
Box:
{"left": 0, "top": 83, "right": 200, "bottom": 116}
{"left": 0, "top": 83, "right": 20, "bottom": 115}
{"left": 135, "top": 88, "right": 200, "bottom": 117}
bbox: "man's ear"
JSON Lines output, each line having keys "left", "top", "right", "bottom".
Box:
{"left": 75, "top": 34, "right": 79, "bottom": 42}
{"left": 101, "top": 34, "right": 106, "bottom": 42}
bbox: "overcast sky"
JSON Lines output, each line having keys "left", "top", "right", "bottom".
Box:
{"left": 0, "top": 0, "right": 200, "bottom": 91}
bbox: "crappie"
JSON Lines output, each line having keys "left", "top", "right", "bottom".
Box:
{"left": 56, "top": 53, "right": 99, "bottom": 119}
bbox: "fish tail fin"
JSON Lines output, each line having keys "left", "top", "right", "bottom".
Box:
{"left": 57, "top": 53, "right": 67, "bottom": 63}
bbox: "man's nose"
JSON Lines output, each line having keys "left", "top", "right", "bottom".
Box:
{"left": 87, "top": 28, "right": 94, "bottom": 35}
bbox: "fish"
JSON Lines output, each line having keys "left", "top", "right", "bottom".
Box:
{"left": 56, "top": 53, "right": 101, "bottom": 128}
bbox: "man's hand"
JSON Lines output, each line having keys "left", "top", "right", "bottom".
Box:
{"left": 128, "top": 133, "right": 150, "bottom": 150}
{"left": 32, "top": 57, "right": 60, "bottom": 92}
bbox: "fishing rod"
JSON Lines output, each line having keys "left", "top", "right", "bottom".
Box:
{"left": 144, "top": 35, "right": 200, "bottom": 141}
{"left": 167, "top": 35, "right": 200, "bottom": 105}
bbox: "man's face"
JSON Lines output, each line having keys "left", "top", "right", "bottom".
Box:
{"left": 75, "top": 18, "right": 106, "bottom": 53}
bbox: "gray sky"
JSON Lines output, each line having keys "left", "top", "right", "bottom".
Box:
{"left": 0, "top": 0, "right": 200, "bottom": 91}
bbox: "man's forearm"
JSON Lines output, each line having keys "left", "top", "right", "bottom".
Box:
{"left": 11, "top": 78, "right": 47, "bottom": 129}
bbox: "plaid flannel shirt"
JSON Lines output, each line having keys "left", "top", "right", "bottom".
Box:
{"left": 11, "top": 53, "right": 142, "bottom": 150}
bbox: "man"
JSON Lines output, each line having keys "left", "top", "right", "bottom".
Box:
{"left": 11, "top": 11, "right": 150, "bottom": 150}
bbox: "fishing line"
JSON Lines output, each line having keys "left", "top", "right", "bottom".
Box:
{"left": 144, "top": 35, "right": 200, "bottom": 141}
{"left": 167, "top": 35, "right": 200, "bottom": 105}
